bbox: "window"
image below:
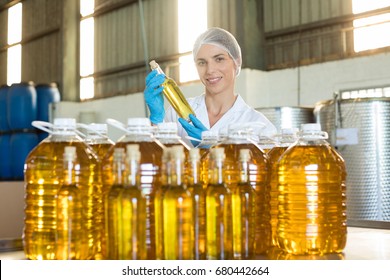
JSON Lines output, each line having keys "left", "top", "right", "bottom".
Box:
{"left": 80, "top": 0, "right": 95, "bottom": 100}
{"left": 178, "top": 0, "right": 207, "bottom": 83}
{"left": 353, "top": 0, "right": 390, "bottom": 52}
{"left": 7, "top": 3, "right": 22, "bottom": 85}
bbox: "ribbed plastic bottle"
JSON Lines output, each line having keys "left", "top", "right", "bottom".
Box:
{"left": 206, "top": 147, "right": 232, "bottom": 260}
{"left": 198, "top": 130, "right": 219, "bottom": 189}
{"left": 213, "top": 123, "right": 272, "bottom": 255}
{"left": 106, "top": 147, "right": 126, "bottom": 259}
{"left": 24, "top": 118, "right": 101, "bottom": 260}
{"left": 161, "top": 146, "right": 193, "bottom": 259}
{"left": 186, "top": 148, "right": 206, "bottom": 259}
{"left": 268, "top": 128, "right": 298, "bottom": 246}
{"left": 83, "top": 123, "right": 114, "bottom": 160}
{"left": 231, "top": 149, "right": 256, "bottom": 259}
{"left": 149, "top": 60, "right": 195, "bottom": 122}
{"left": 276, "top": 123, "right": 347, "bottom": 255}
{"left": 103, "top": 117, "right": 164, "bottom": 259}
{"left": 120, "top": 144, "right": 146, "bottom": 260}
{"left": 56, "top": 146, "right": 88, "bottom": 260}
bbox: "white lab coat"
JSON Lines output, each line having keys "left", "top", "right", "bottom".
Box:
{"left": 165, "top": 93, "right": 277, "bottom": 147}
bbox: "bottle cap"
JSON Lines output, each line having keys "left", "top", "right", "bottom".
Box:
{"left": 301, "top": 123, "right": 321, "bottom": 132}
{"left": 281, "top": 127, "right": 299, "bottom": 135}
{"left": 87, "top": 123, "right": 108, "bottom": 134}
{"left": 127, "top": 118, "right": 151, "bottom": 127}
{"left": 201, "top": 130, "right": 218, "bottom": 139}
{"left": 126, "top": 144, "right": 141, "bottom": 161}
{"left": 54, "top": 118, "right": 76, "bottom": 129}
{"left": 157, "top": 122, "right": 178, "bottom": 133}
{"left": 64, "top": 146, "right": 77, "bottom": 161}
{"left": 239, "top": 149, "right": 251, "bottom": 162}
{"left": 189, "top": 148, "right": 201, "bottom": 161}
{"left": 113, "top": 148, "right": 125, "bottom": 161}
{"left": 210, "top": 147, "right": 225, "bottom": 161}
{"left": 149, "top": 60, "right": 159, "bottom": 69}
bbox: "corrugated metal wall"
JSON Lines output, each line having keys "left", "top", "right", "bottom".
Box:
{"left": 93, "top": 0, "right": 179, "bottom": 99}
{"left": 22, "top": 0, "right": 62, "bottom": 86}
{"left": 0, "top": 0, "right": 62, "bottom": 88}
{"left": 263, "top": 0, "right": 355, "bottom": 69}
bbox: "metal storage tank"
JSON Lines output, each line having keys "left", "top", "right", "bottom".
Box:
{"left": 255, "top": 106, "right": 314, "bottom": 131}
{"left": 314, "top": 93, "right": 390, "bottom": 222}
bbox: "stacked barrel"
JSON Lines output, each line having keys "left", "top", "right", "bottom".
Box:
{"left": 0, "top": 82, "right": 60, "bottom": 180}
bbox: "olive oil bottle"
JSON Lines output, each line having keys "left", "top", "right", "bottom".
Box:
{"left": 56, "top": 146, "right": 87, "bottom": 260}
{"left": 186, "top": 148, "right": 206, "bottom": 259}
{"left": 161, "top": 146, "right": 194, "bottom": 259}
{"left": 149, "top": 60, "right": 195, "bottom": 122}
{"left": 106, "top": 148, "right": 126, "bottom": 259}
{"left": 231, "top": 149, "right": 256, "bottom": 259}
{"left": 206, "top": 147, "right": 232, "bottom": 260}
{"left": 120, "top": 144, "right": 146, "bottom": 259}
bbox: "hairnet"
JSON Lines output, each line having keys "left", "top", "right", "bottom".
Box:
{"left": 193, "top": 27, "right": 242, "bottom": 76}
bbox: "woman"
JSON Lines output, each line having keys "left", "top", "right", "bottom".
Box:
{"left": 144, "top": 27, "right": 276, "bottom": 147}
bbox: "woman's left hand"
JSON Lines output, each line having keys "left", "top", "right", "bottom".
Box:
{"left": 178, "top": 114, "right": 208, "bottom": 146}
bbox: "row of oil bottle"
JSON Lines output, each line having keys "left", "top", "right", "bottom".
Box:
{"left": 22, "top": 117, "right": 347, "bottom": 260}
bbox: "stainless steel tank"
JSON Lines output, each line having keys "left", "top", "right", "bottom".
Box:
{"left": 255, "top": 106, "right": 314, "bottom": 131}
{"left": 314, "top": 95, "right": 390, "bottom": 222}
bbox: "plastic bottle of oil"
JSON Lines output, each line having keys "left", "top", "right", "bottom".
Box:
{"left": 154, "top": 148, "right": 171, "bottom": 260}
{"left": 120, "top": 144, "right": 147, "bottom": 260}
{"left": 161, "top": 146, "right": 193, "bottom": 259}
{"left": 104, "top": 117, "right": 164, "bottom": 259}
{"left": 186, "top": 148, "right": 206, "bottom": 260}
{"left": 230, "top": 149, "right": 256, "bottom": 259}
{"left": 268, "top": 128, "right": 298, "bottom": 246}
{"left": 56, "top": 146, "right": 88, "bottom": 260}
{"left": 106, "top": 147, "right": 125, "bottom": 259}
{"left": 213, "top": 123, "right": 271, "bottom": 255}
{"left": 24, "top": 118, "right": 101, "bottom": 260}
{"left": 149, "top": 60, "right": 195, "bottom": 122}
{"left": 80, "top": 122, "right": 114, "bottom": 259}
{"left": 276, "top": 123, "right": 347, "bottom": 255}
{"left": 82, "top": 123, "right": 114, "bottom": 160}
{"left": 206, "top": 147, "right": 232, "bottom": 260}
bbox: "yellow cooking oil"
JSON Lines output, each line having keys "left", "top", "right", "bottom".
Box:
{"left": 213, "top": 123, "right": 271, "bottom": 255}
{"left": 56, "top": 146, "right": 88, "bottom": 260}
{"left": 186, "top": 148, "right": 206, "bottom": 259}
{"left": 24, "top": 118, "right": 100, "bottom": 260}
{"left": 102, "top": 118, "right": 164, "bottom": 259}
{"left": 161, "top": 146, "right": 193, "bottom": 259}
{"left": 277, "top": 123, "right": 347, "bottom": 255}
{"left": 82, "top": 123, "right": 114, "bottom": 259}
{"left": 268, "top": 128, "right": 298, "bottom": 246}
{"left": 120, "top": 144, "right": 146, "bottom": 260}
{"left": 106, "top": 148, "right": 126, "bottom": 259}
{"left": 149, "top": 60, "right": 195, "bottom": 122}
{"left": 230, "top": 149, "right": 256, "bottom": 260}
{"left": 206, "top": 147, "right": 232, "bottom": 260}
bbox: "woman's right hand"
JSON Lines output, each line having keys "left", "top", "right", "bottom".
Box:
{"left": 144, "top": 69, "right": 166, "bottom": 124}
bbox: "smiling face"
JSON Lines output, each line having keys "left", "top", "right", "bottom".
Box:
{"left": 195, "top": 44, "right": 236, "bottom": 96}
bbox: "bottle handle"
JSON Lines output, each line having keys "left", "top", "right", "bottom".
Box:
{"left": 76, "top": 123, "right": 105, "bottom": 139}
{"left": 106, "top": 118, "right": 129, "bottom": 133}
{"left": 32, "top": 121, "right": 53, "bottom": 134}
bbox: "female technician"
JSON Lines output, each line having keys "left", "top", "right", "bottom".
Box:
{"left": 144, "top": 27, "right": 276, "bottom": 147}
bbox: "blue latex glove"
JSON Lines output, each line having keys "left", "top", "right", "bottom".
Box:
{"left": 178, "top": 114, "right": 208, "bottom": 147}
{"left": 144, "top": 69, "right": 166, "bottom": 124}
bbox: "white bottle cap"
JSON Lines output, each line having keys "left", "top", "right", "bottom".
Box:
{"left": 157, "top": 122, "right": 178, "bottom": 133}
{"left": 88, "top": 123, "right": 108, "bottom": 134}
{"left": 127, "top": 118, "right": 151, "bottom": 127}
{"left": 301, "top": 123, "right": 321, "bottom": 133}
{"left": 54, "top": 118, "right": 76, "bottom": 129}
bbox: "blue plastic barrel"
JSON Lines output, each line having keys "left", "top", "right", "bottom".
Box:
{"left": 10, "top": 132, "right": 39, "bottom": 180}
{"left": 7, "top": 82, "right": 37, "bottom": 130}
{"left": 0, "top": 85, "right": 10, "bottom": 131}
{"left": 36, "top": 83, "right": 61, "bottom": 122}
{"left": 0, "top": 134, "right": 12, "bottom": 180}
